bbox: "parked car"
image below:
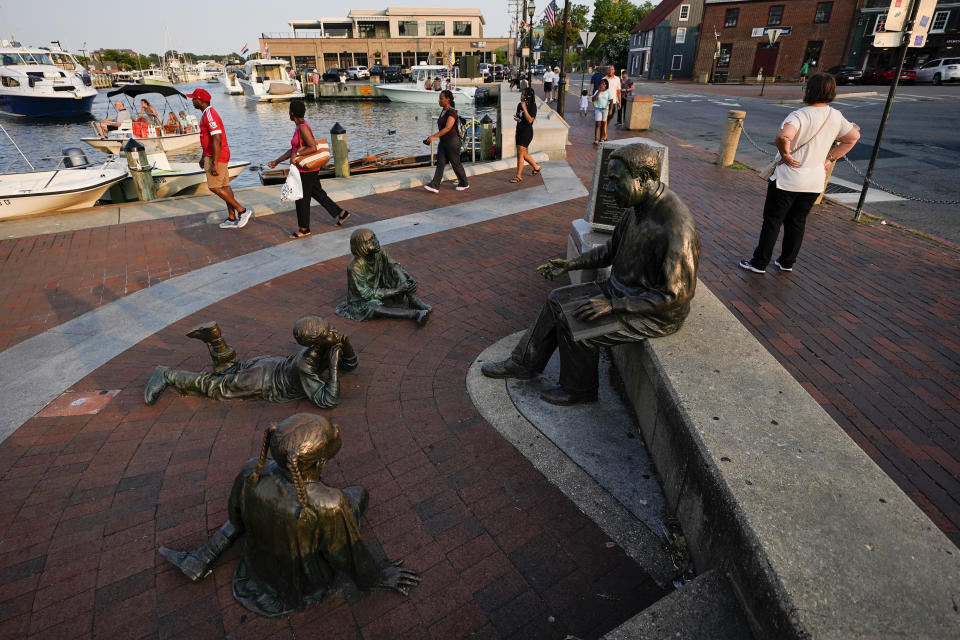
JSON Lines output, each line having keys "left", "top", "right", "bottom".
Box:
{"left": 862, "top": 67, "right": 916, "bottom": 85}
{"left": 347, "top": 66, "right": 370, "bottom": 80}
{"left": 369, "top": 65, "right": 384, "bottom": 77}
{"left": 381, "top": 66, "right": 404, "bottom": 83}
{"left": 491, "top": 64, "right": 505, "bottom": 81}
{"left": 322, "top": 68, "right": 343, "bottom": 82}
{"left": 915, "top": 58, "right": 960, "bottom": 85}
{"left": 533, "top": 64, "right": 546, "bottom": 76}
{"left": 826, "top": 65, "right": 862, "bottom": 85}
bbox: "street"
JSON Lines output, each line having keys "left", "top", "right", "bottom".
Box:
{"left": 570, "top": 76, "right": 960, "bottom": 244}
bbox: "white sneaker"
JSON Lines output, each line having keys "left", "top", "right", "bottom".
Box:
{"left": 219, "top": 218, "right": 238, "bottom": 229}
{"left": 237, "top": 208, "right": 253, "bottom": 228}
{"left": 424, "top": 185, "right": 439, "bottom": 193}
{"left": 456, "top": 184, "right": 470, "bottom": 191}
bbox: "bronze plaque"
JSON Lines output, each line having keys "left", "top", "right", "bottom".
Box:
{"left": 590, "top": 146, "right": 626, "bottom": 229}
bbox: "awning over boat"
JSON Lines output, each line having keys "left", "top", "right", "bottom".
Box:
{"left": 106, "top": 85, "right": 187, "bottom": 99}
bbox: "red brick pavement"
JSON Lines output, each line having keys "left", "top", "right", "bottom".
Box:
{"left": 0, "top": 175, "right": 661, "bottom": 639}
{"left": 553, "top": 90, "right": 960, "bottom": 544}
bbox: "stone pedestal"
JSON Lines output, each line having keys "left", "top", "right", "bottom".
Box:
{"left": 567, "top": 137, "right": 669, "bottom": 274}
{"left": 624, "top": 95, "right": 654, "bottom": 131}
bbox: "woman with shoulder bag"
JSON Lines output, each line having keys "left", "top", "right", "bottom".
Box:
{"left": 424, "top": 90, "right": 469, "bottom": 193}
{"left": 739, "top": 73, "right": 860, "bottom": 274}
{"left": 268, "top": 100, "right": 350, "bottom": 238}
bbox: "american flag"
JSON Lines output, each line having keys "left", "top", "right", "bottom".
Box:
{"left": 239, "top": 43, "right": 249, "bottom": 56}
{"left": 545, "top": 0, "right": 559, "bottom": 27}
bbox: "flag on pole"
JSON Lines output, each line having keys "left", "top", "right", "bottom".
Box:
{"left": 240, "top": 43, "right": 249, "bottom": 56}
{"left": 447, "top": 48, "right": 455, "bottom": 70}
{"left": 545, "top": 0, "right": 559, "bottom": 27}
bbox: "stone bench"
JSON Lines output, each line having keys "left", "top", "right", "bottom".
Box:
{"left": 609, "top": 283, "right": 960, "bottom": 638}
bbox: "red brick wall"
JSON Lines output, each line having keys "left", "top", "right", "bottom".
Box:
{"left": 694, "top": 0, "right": 860, "bottom": 81}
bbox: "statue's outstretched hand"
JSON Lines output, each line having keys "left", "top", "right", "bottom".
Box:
{"left": 378, "top": 560, "right": 421, "bottom": 595}
{"left": 574, "top": 297, "right": 613, "bottom": 320}
{"left": 537, "top": 259, "right": 570, "bottom": 280}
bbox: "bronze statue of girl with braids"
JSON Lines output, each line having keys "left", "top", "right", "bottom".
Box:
{"left": 159, "top": 413, "right": 421, "bottom": 617}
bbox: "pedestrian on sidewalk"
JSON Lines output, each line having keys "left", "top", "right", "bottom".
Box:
{"left": 800, "top": 61, "right": 810, "bottom": 84}
{"left": 739, "top": 73, "right": 860, "bottom": 274}
{"left": 424, "top": 90, "right": 469, "bottom": 193}
{"left": 589, "top": 67, "right": 603, "bottom": 95}
{"left": 617, "top": 72, "right": 634, "bottom": 126}
{"left": 186, "top": 88, "right": 252, "bottom": 229}
{"left": 511, "top": 87, "right": 542, "bottom": 183}
{"left": 551, "top": 67, "right": 561, "bottom": 102}
{"left": 604, "top": 66, "right": 622, "bottom": 128}
{"left": 267, "top": 100, "right": 350, "bottom": 238}
{"left": 543, "top": 67, "right": 554, "bottom": 102}
{"left": 579, "top": 90, "right": 590, "bottom": 117}
{"left": 592, "top": 79, "right": 612, "bottom": 145}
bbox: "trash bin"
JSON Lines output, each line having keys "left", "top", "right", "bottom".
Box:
{"left": 624, "top": 95, "right": 654, "bottom": 130}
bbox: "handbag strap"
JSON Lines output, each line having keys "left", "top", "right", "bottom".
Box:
{"left": 792, "top": 107, "right": 832, "bottom": 153}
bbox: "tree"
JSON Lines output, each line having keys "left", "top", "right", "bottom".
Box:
{"left": 494, "top": 49, "right": 508, "bottom": 64}
{"left": 543, "top": 3, "right": 590, "bottom": 68}
{"left": 587, "top": 0, "right": 655, "bottom": 67}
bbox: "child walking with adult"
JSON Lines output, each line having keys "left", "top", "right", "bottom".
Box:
{"left": 579, "top": 90, "right": 589, "bottom": 117}
{"left": 592, "top": 79, "right": 611, "bottom": 145}
{"left": 267, "top": 100, "right": 350, "bottom": 238}
{"left": 186, "top": 88, "right": 252, "bottom": 230}
{"left": 424, "top": 90, "right": 469, "bottom": 193}
{"left": 511, "top": 87, "right": 542, "bottom": 183}
{"left": 739, "top": 73, "right": 860, "bottom": 274}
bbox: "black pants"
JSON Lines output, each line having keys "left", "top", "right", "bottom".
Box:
{"left": 509, "top": 283, "right": 642, "bottom": 394}
{"left": 616, "top": 100, "right": 626, "bottom": 124}
{"left": 296, "top": 169, "right": 343, "bottom": 231}
{"left": 751, "top": 179, "right": 819, "bottom": 269}
{"left": 428, "top": 138, "right": 468, "bottom": 189}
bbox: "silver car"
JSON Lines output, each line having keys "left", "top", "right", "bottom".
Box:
{"left": 915, "top": 58, "right": 960, "bottom": 85}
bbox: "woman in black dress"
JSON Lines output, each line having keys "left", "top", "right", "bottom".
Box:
{"left": 511, "top": 87, "right": 542, "bottom": 183}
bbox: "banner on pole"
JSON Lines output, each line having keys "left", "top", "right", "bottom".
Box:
{"left": 532, "top": 26, "right": 545, "bottom": 51}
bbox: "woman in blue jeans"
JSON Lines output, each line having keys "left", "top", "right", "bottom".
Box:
{"left": 423, "top": 90, "right": 469, "bottom": 193}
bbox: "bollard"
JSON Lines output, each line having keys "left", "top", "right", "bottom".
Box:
{"left": 330, "top": 122, "right": 349, "bottom": 178}
{"left": 480, "top": 114, "right": 493, "bottom": 161}
{"left": 717, "top": 110, "right": 746, "bottom": 167}
{"left": 122, "top": 138, "right": 157, "bottom": 201}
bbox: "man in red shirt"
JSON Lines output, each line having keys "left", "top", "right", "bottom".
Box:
{"left": 185, "top": 89, "right": 252, "bottom": 229}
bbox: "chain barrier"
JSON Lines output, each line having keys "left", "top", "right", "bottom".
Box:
{"left": 739, "top": 123, "right": 960, "bottom": 206}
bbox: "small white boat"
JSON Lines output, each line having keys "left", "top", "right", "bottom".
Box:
{"left": 139, "top": 68, "right": 173, "bottom": 87}
{"left": 106, "top": 140, "right": 249, "bottom": 200}
{"left": 80, "top": 84, "right": 200, "bottom": 154}
{"left": 222, "top": 67, "right": 243, "bottom": 95}
{"left": 376, "top": 64, "right": 476, "bottom": 104}
{"left": 239, "top": 59, "right": 303, "bottom": 102}
{"left": 0, "top": 166, "right": 126, "bottom": 219}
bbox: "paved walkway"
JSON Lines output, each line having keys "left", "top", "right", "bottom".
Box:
{"left": 0, "top": 90, "right": 957, "bottom": 639}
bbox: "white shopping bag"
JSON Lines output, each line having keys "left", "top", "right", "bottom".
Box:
{"left": 280, "top": 168, "right": 303, "bottom": 202}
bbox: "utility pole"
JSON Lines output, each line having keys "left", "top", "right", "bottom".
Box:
{"left": 557, "top": 0, "right": 571, "bottom": 117}
{"left": 522, "top": 0, "right": 528, "bottom": 80}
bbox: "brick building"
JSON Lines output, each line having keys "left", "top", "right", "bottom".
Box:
{"left": 848, "top": 0, "right": 960, "bottom": 71}
{"left": 693, "top": 0, "right": 860, "bottom": 82}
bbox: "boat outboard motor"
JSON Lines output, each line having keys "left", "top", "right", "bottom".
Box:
{"left": 62, "top": 147, "right": 90, "bottom": 169}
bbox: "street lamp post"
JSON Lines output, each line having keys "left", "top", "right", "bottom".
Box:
{"left": 557, "top": 0, "right": 571, "bottom": 117}
{"left": 528, "top": 2, "right": 535, "bottom": 88}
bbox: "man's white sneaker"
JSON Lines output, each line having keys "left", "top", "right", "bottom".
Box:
{"left": 424, "top": 185, "right": 439, "bottom": 193}
{"left": 219, "top": 218, "right": 239, "bottom": 229}
{"left": 237, "top": 208, "right": 253, "bottom": 228}
{"left": 774, "top": 260, "right": 793, "bottom": 272}
{"left": 456, "top": 184, "right": 470, "bottom": 191}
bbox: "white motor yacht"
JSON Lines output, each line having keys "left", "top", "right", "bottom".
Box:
{"left": 239, "top": 59, "right": 303, "bottom": 102}
{"left": 222, "top": 66, "right": 243, "bottom": 95}
{"left": 376, "top": 64, "right": 476, "bottom": 104}
{"left": 0, "top": 42, "right": 98, "bottom": 117}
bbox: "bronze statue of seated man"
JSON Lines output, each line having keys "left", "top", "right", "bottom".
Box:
{"left": 159, "top": 413, "right": 420, "bottom": 617}
{"left": 144, "top": 315, "right": 357, "bottom": 409}
{"left": 481, "top": 143, "right": 701, "bottom": 405}
{"left": 335, "top": 228, "right": 432, "bottom": 326}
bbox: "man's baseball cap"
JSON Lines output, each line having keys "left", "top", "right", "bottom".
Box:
{"left": 185, "top": 88, "right": 211, "bottom": 102}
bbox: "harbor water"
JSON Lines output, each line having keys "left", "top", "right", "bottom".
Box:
{"left": 0, "top": 84, "right": 496, "bottom": 190}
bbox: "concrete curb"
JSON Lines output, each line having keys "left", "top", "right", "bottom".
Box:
{"left": 610, "top": 282, "right": 960, "bottom": 638}
{"left": 465, "top": 332, "right": 679, "bottom": 588}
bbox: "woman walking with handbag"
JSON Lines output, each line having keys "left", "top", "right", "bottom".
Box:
{"left": 424, "top": 90, "right": 469, "bottom": 193}
{"left": 511, "top": 87, "right": 542, "bottom": 183}
{"left": 739, "top": 73, "right": 860, "bottom": 274}
{"left": 268, "top": 100, "right": 350, "bottom": 238}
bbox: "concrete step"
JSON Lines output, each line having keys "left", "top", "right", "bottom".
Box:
{"left": 602, "top": 568, "right": 755, "bottom": 640}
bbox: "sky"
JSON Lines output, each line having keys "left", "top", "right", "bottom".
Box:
{"left": 0, "top": 0, "right": 523, "bottom": 56}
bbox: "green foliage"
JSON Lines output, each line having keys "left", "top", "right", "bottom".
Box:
{"left": 587, "top": 0, "right": 655, "bottom": 67}
{"left": 494, "top": 50, "right": 508, "bottom": 64}
{"left": 542, "top": 3, "right": 591, "bottom": 68}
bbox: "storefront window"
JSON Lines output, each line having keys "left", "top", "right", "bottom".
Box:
{"left": 718, "top": 43, "right": 732, "bottom": 68}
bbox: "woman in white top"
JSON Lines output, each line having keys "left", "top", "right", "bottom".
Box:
{"left": 591, "top": 79, "right": 611, "bottom": 146}
{"left": 739, "top": 73, "right": 860, "bottom": 274}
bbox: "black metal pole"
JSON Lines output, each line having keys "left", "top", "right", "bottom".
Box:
{"left": 854, "top": 0, "right": 919, "bottom": 221}
{"left": 522, "top": 0, "right": 528, "bottom": 85}
{"left": 557, "top": 0, "right": 571, "bottom": 117}
{"left": 528, "top": 9, "right": 535, "bottom": 88}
